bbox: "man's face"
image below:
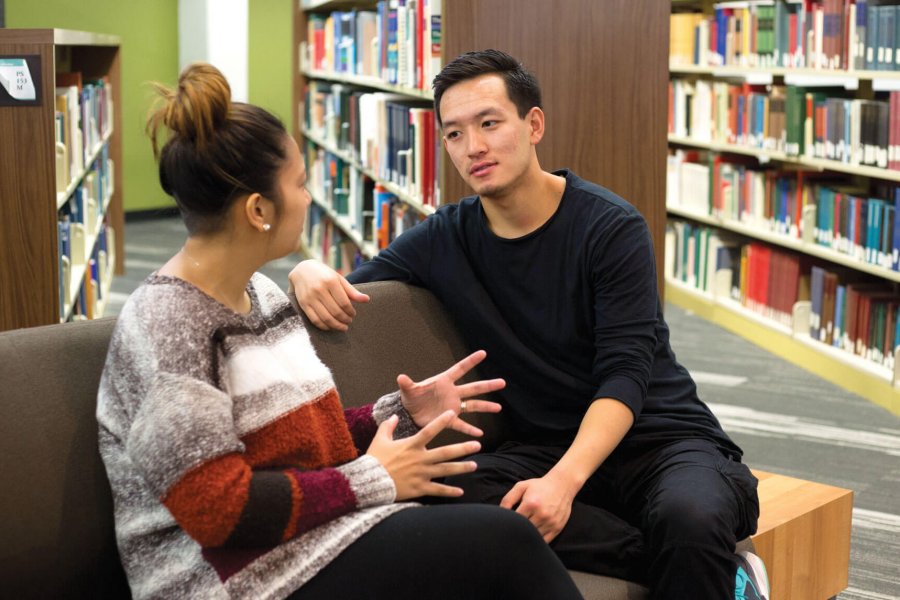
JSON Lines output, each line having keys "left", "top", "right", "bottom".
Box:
{"left": 439, "top": 74, "right": 539, "bottom": 200}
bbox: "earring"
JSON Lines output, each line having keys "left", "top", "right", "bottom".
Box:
{"left": 262, "top": 223, "right": 271, "bottom": 232}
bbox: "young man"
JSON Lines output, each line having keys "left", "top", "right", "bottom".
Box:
{"left": 290, "top": 49, "right": 769, "bottom": 600}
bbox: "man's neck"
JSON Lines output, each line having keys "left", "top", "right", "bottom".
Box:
{"left": 481, "top": 170, "right": 567, "bottom": 239}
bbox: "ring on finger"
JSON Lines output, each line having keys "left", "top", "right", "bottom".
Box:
{"left": 460, "top": 400, "right": 467, "bottom": 413}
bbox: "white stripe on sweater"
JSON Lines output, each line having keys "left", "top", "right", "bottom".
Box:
{"left": 224, "top": 332, "right": 334, "bottom": 400}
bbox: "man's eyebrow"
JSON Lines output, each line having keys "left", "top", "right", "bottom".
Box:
{"left": 441, "top": 108, "right": 501, "bottom": 130}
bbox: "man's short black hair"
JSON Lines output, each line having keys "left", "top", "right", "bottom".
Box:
{"left": 432, "top": 49, "right": 542, "bottom": 128}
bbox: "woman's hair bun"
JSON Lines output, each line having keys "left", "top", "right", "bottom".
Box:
{"left": 147, "top": 62, "right": 231, "bottom": 157}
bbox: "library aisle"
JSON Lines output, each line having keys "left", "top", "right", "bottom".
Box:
{"left": 108, "top": 216, "right": 900, "bottom": 600}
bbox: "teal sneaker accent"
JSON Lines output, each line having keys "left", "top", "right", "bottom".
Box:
{"left": 735, "top": 551, "right": 769, "bottom": 600}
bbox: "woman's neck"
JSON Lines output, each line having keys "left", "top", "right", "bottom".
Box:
{"left": 159, "top": 237, "right": 258, "bottom": 314}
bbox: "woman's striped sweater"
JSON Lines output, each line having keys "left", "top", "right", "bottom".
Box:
{"left": 97, "top": 273, "right": 418, "bottom": 599}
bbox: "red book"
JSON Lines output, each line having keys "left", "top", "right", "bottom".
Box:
{"left": 783, "top": 252, "right": 801, "bottom": 322}
{"left": 856, "top": 293, "right": 872, "bottom": 357}
{"left": 757, "top": 245, "right": 772, "bottom": 316}
{"left": 789, "top": 14, "right": 798, "bottom": 66}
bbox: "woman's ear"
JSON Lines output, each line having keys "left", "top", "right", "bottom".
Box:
{"left": 243, "top": 192, "right": 272, "bottom": 233}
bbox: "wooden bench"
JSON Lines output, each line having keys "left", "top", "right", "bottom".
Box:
{"left": 751, "top": 470, "right": 853, "bottom": 600}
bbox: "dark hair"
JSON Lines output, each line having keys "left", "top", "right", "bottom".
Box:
{"left": 432, "top": 49, "right": 542, "bottom": 128}
{"left": 146, "top": 63, "right": 289, "bottom": 235}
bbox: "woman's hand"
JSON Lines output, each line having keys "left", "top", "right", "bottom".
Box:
{"left": 367, "top": 410, "right": 482, "bottom": 500}
{"left": 398, "top": 350, "right": 504, "bottom": 437}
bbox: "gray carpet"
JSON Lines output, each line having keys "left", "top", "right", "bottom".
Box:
{"left": 108, "top": 216, "right": 900, "bottom": 599}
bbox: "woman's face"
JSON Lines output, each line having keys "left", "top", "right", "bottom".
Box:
{"left": 269, "top": 136, "right": 312, "bottom": 258}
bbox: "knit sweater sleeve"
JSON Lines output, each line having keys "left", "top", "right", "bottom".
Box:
{"left": 342, "top": 391, "right": 420, "bottom": 452}
{"left": 126, "top": 372, "right": 396, "bottom": 549}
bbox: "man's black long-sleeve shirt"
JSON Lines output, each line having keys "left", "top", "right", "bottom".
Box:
{"left": 348, "top": 170, "right": 741, "bottom": 459}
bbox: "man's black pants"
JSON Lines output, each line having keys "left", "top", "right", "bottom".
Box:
{"left": 435, "top": 438, "right": 760, "bottom": 600}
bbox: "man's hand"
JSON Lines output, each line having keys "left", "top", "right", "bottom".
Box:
{"left": 500, "top": 471, "right": 577, "bottom": 543}
{"left": 398, "top": 350, "right": 504, "bottom": 438}
{"left": 288, "top": 260, "right": 369, "bottom": 331}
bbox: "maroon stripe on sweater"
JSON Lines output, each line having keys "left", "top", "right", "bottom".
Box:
{"left": 288, "top": 468, "right": 358, "bottom": 533}
{"left": 202, "top": 546, "right": 271, "bottom": 583}
{"left": 343, "top": 404, "right": 377, "bottom": 454}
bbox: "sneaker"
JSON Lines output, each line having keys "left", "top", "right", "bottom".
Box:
{"left": 735, "top": 550, "right": 770, "bottom": 600}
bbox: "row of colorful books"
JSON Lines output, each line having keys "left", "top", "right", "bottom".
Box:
{"left": 305, "top": 0, "right": 442, "bottom": 92}
{"left": 669, "top": 78, "right": 900, "bottom": 171}
{"left": 667, "top": 219, "right": 900, "bottom": 371}
{"left": 305, "top": 204, "right": 366, "bottom": 276}
{"left": 306, "top": 141, "right": 376, "bottom": 243}
{"left": 668, "top": 149, "right": 900, "bottom": 271}
{"left": 54, "top": 73, "right": 113, "bottom": 194}
{"left": 305, "top": 80, "right": 441, "bottom": 207}
{"left": 57, "top": 219, "right": 114, "bottom": 321}
{"left": 671, "top": 1, "right": 900, "bottom": 71}
{"left": 304, "top": 155, "right": 424, "bottom": 253}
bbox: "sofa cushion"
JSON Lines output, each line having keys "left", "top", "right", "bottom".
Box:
{"left": 0, "top": 318, "right": 130, "bottom": 598}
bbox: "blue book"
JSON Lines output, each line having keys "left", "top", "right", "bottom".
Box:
{"left": 716, "top": 9, "right": 728, "bottom": 62}
{"left": 857, "top": 1, "right": 868, "bottom": 70}
{"left": 833, "top": 285, "right": 846, "bottom": 348}
{"left": 867, "top": 199, "right": 884, "bottom": 264}
{"left": 866, "top": 5, "right": 880, "bottom": 70}
{"left": 884, "top": 6, "right": 896, "bottom": 72}
{"left": 387, "top": 4, "right": 398, "bottom": 84}
{"left": 810, "top": 266, "right": 825, "bottom": 340}
{"left": 894, "top": 305, "right": 900, "bottom": 357}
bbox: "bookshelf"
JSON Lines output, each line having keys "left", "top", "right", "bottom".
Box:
{"left": 666, "top": 2, "right": 900, "bottom": 414}
{"left": 0, "top": 29, "right": 124, "bottom": 332}
{"left": 294, "top": 0, "right": 670, "bottom": 290}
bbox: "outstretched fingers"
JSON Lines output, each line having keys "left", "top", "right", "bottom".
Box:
{"left": 442, "top": 350, "right": 488, "bottom": 381}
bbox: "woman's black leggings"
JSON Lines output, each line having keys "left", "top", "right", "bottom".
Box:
{"left": 289, "top": 504, "right": 583, "bottom": 599}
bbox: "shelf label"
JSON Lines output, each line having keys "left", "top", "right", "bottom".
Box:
{"left": 0, "top": 56, "right": 41, "bottom": 106}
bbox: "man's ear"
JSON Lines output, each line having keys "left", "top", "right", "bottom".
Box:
{"left": 528, "top": 107, "right": 545, "bottom": 145}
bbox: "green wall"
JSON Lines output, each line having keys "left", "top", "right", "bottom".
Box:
{"left": 7, "top": 0, "right": 179, "bottom": 212}
{"left": 248, "top": 0, "right": 293, "bottom": 134}
{"left": 7, "top": 0, "right": 295, "bottom": 211}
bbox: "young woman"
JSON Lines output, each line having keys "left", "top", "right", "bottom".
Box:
{"left": 96, "top": 63, "right": 582, "bottom": 600}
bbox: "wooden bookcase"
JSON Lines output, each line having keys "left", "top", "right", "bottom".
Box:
{"left": 292, "top": 0, "right": 669, "bottom": 292}
{"left": 665, "top": 3, "right": 900, "bottom": 415}
{"left": 0, "top": 29, "right": 124, "bottom": 332}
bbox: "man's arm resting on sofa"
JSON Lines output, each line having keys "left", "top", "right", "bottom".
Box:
{"left": 289, "top": 259, "right": 369, "bottom": 331}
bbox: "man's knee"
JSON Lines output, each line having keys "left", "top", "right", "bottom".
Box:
{"left": 646, "top": 486, "right": 738, "bottom": 548}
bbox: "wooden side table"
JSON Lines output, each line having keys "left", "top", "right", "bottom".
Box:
{"left": 751, "top": 470, "right": 853, "bottom": 600}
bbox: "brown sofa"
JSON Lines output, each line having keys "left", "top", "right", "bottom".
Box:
{"left": 0, "top": 280, "right": 750, "bottom": 598}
